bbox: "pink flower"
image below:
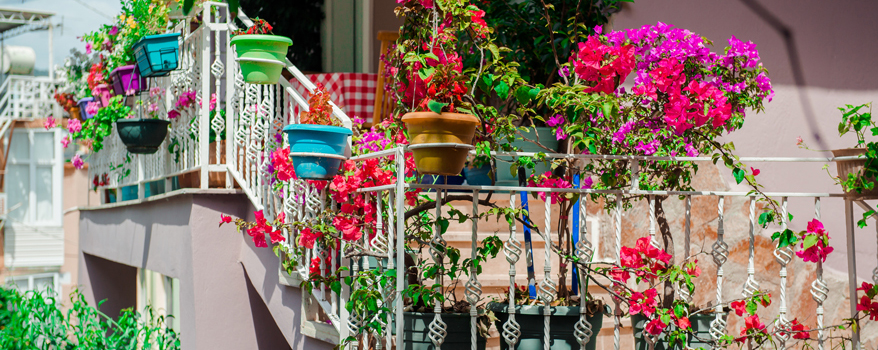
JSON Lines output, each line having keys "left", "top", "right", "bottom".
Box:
{"left": 220, "top": 214, "right": 233, "bottom": 225}
{"left": 246, "top": 210, "right": 285, "bottom": 247}
{"left": 629, "top": 288, "right": 659, "bottom": 318}
{"left": 86, "top": 102, "right": 100, "bottom": 115}
{"left": 109, "top": 26, "right": 118, "bottom": 36}
{"left": 309, "top": 257, "right": 322, "bottom": 276}
{"left": 788, "top": 319, "right": 811, "bottom": 340}
{"left": 334, "top": 215, "right": 362, "bottom": 242}
{"left": 168, "top": 110, "right": 180, "bottom": 119}
{"left": 298, "top": 228, "right": 320, "bottom": 249}
{"left": 209, "top": 93, "right": 217, "bottom": 111}
{"left": 148, "top": 103, "right": 159, "bottom": 114}
{"left": 796, "top": 136, "right": 804, "bottom": 146}
{"left": 61, "top": 136, "right": 70, "bottom": 148}
{"left": 85, "top": 43, "right": 92, "bottom": 54}
{"left": 271, "top": 148, "right": 295, "bottom": 181}
{"left": 645, "top": 318, "right": 667, "bottom": 335}
{"left": 68, "top": 118, "right": 82, "bottom": 133}
{"left": 44, "top": 116, "right": 56, "bottom": 130}
{"left": 750, "top": 167, "right": 760, "bottom": 176}
{"left": 731, "top": 300, "right": 747, "bottom": 316}
{"left": 72, "top": 154, "right": 84, "bottom": 169}
{"left": 546, "top": 114, "right": 565, "bottom": 127}
{"left": 736, "top": 315, "right": 767, "bottom": 342}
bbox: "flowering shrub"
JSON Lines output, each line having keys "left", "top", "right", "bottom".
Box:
{"left": 81, "top": 0, "right": 171, "bottom": 71}
{"left": 232, "top": 18, "right": 273, "bottom": 36}
{"left": 299, "top": 83, "right": 340, "bottom": 126}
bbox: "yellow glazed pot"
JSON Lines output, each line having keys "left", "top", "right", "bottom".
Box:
{"left": 402, "top": 112, "right": 479, "bottom": 175}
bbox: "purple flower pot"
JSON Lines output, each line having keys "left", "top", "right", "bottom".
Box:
{"left": 92, "top": 84, "right": 112, "bottom": 106}
{"left": 77, "top": 97, "right": 97, "bottom": 120}
{"left": 110, "top": 65, "right": 147, "bottom": 96}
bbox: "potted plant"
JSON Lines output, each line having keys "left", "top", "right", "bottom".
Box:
{"left": 116, "top": 88, "right": 171, "bottom": 154}
{"left": 229, "top": 18, "right": 291, "bottom": 84}
{"left": 110, "top": 64, "right": 149, "bottom": 95}
{"left": 823, "top": 102, "right": 878, "bottom": 198}
{"left": 389, "top": 0, "right": 502, "bottom": 176}
{"left": 71, "top": 95, "right": 131, "bottom": 153}
{"left": 131, "top": 33, "right": 181, "bottom": 77}
{"left": 282, "top": 84, "right": 352, "bottom": 180}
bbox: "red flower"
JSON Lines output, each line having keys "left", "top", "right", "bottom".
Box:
{"left": 735, "top": 315, "right": 767, "bottom": 342}
{"left": 220, "top": 214, "right": 233, "bottom": 226}
{"left": 750, "top": 167, "right": 760, "bottom": 176}
{"left": 788, "top": 319, "right": 811, "bottom": 340}
{"left": 629, "top": 288, "right": 659, "bottom": 318}
{"left": 645, "top": 318, "right": 667, "bottom": 335}
{"left": 309, "top": 257, "right": 321, "bottom": 276}
{"left": 246, "top": 210, "right": 285, "bottom": 248}
{"left": 857, "top": 295, "right": 878, "bottom": 321}
{"left": 731, "top": 300, "right": 747, "bottom": 316}
{"left": 609, "top": 268, "right": 630, "bottom": 284}
{"left": 675, "top": 316, "right": 691, "bottom": 330}
{"left": 298, "top": 228, "right": 320, "bottom": 249}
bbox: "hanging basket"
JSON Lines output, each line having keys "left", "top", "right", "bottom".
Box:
{"left": 132, "top": 33, "right": 181, "bottom": 78}
{"left": 282, "top": 124, "right": 351, "bottom": 180}
{"left": 832, "top": 148, "right": 878, "bottom": 198}
{"left": 116, "top": 119, "right": 171, "bottom": 154}
{"left": 229, "top": 34, "right": 292, "bottom": 84}
{"left": 77, "top": 97, "right": 97, "bottom": 120}
{"left": 110, "top": 65, "right": 148, "bottom": 96}
{"left": 402, "top": 111, "right": 479, "bottom": 176}
{"left": 487, "top": 302, "right": 605, "bottom": 350}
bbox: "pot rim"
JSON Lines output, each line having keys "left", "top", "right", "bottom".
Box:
{"left": 401, "top": 111, "right": 479, "bottom": 125}
{"left": 486, "top": 301, "right": 607, "bottom": 316}
{"left": 283, "top": 123, "right": 352, "bottom": 135}
{"left": 230, "top": 34, "right": 292, "bottom": 46}
{"left": 116, "top": 118, "right": 171, "bottom": 125}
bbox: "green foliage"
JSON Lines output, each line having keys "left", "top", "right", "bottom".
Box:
{"left": 75, "top": 96, "right": 131, "bottom": 153}
{"left": 0, "top": 287, "right": 180, "bottom": 349}
{"left": 834, "top": 103, "right": 878, "bottom": 200}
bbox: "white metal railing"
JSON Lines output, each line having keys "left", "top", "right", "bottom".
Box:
{"left": 0, "top": 75, "right": 61, "bottom": 120}
{"left": 80, "top": 3, "right": 875, "bottom": 350}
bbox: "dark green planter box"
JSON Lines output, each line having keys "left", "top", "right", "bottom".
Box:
{"left": 488, "top": 302, "right": 605, "bottom": 350}
{"left": 116, "top": 119, "right": 171, "bottom": 154}
{"left": 393, "top": 312, "right": 486, "bottom": 350}
{"left": 632, "top": 313, "right": 724, "bottom": 350}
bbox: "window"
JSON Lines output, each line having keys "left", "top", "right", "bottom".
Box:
{"left": 5, "top": 272, "right": 61, "bottom": 299}
{"left": 137, "top": 268, "right": 180, "bottom": 331}
{"left": 4, "top": 128, "right": 64, "bottom": 268}
{"left": 7, "top": 128, "right": 62, "bottom": 225}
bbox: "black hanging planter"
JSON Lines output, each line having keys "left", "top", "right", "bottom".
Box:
{"left": 116, "top": 119, "right": 171, "bottom": 154}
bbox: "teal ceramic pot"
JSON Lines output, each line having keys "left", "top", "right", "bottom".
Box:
{"left": 132, "top": 33, "right": 181, "bottom": 77}
{"left": 496, "top": 127, "right": 560, "bottom": 186}
{"left": 282, "top": 124, "right": 351, "bottom": 180}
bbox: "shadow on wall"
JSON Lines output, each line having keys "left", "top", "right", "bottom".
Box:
{"left": 81, "top": 253, "right": 137, "bottom": 320}
{"left": 245, "top": 268, "right": 293, "bottom": 350}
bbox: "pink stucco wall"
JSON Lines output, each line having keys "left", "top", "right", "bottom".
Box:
{"left": 614, "top": 0, "right": 878, "bottom": 280}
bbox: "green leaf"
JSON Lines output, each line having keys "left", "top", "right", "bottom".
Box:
{"left": 745, "top": 300, "right": 757, "bottom": 315}
{"left": 427, "top": 100, "right": 448, "bottom": 114}
{"left": 732, "top": 168, "right": 745, "bottom": 184}
{"left": 495, "top": 81, "right": 510, "bottom": 100}
{"left": 330, "top": 281, "right": 341, "bottom": 295}
{"left": 437, "top": 218, "right": 450, "bottom": 234}
{"left": 515, "top": 86, "right": 532, "bottom": 104}
{"left": 418, "top": 67, "right": 435, "bottom": 80}
{"left": 803, "top": 234, "right": 818, "bottom": 249}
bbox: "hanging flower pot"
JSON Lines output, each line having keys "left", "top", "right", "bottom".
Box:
{"left": 831, "top": 148, "right": 878, "bottom": 198}
{"left": 282, "top": 124, "right": 351, "bottom": 180}
{"left": 229, "top": 34, "right": 292, "bottom": 84}
{"left": 92, "top": 84, "right": 112, "bottom": 106}
{"left": 110, "top": 65, "right": 148, "bottom": 96}
{"left": 393, "top": 312, "right": 487, "bottom": 350}
{"left": 116, "top": 119, "right": 171, "bottom": 154}
{"left": 487, "top": 302, "right": 605, "bottom": 350}
{"left": 402, "top": 111, "right": 478, "bottom": 176}
{"left": 132, "top": 33, "right": 181, "bottom": 78}
{"left": 77, "top": 97, "right": 97, "bottom": 120}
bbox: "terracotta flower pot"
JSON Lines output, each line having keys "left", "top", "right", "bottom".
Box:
{"left": 832, "top": 148, "right": 878, "bottom": 198}
{"left": 402, "top": 111, "right": 479, "bottom": 176}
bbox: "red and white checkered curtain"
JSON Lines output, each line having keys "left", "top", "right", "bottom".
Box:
{"left": 289, "top": 73, "right": 377, "bottom": 125}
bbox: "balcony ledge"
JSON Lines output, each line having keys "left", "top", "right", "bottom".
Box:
{"left": 66, "top": 188, "right": 243, "bottom": 213}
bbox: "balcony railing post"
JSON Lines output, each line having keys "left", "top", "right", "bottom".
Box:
{"left": 844, "top": 198, "right": 861, "bottom": 350}
{"left": 199, "top": 5, "right": 211, "bottom": 189}
{"left": 394, "top": 147, "right": 406, "bottom": 348}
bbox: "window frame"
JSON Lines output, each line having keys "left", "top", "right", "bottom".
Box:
{"left": 5, "top": 128, "right": 63, "bottom": 227}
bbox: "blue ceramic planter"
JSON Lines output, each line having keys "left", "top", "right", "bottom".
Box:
{"left": 463, "top": 163, "right": 494, "bottom": 186}
{"left": 77, "top": 97, "right": 96, "bottom": 120}
{"left": 282, "top": 124, "right": 352, "bottom": 180}
{"left": 132, "top": 33, "right": 181, "bottom": 77}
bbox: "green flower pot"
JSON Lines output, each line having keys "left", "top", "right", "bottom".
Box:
{"left": 229, "top": 34, "right": 292, "bottom": 84}
{"left": 116, "top": 119, "right": 171, "bottom": 154}
{"left": 392, "top": 312, "right": 486, "bottom": 350}
{"left": 632, "top": 313, "right": 724, "bottom": 350}
{"left": 487, "top": 302, "right": 605, "bottom": 350}
{"left": 496, "top": 127, "right": 561, "bottom": 186}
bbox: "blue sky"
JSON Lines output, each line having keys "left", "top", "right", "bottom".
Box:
{"left": 0, "top": 0, "right": 121, "bottom": 73}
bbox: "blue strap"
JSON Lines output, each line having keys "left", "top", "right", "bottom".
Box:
{"left": 518, "top": 167, "right": 537, "bottom": 300}
{"left": 571, "top": 173, "right": 580, "bottom": 295}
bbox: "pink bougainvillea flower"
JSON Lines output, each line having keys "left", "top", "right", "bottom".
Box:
{"left": 334, "top": 216, "right": 362, "bottom": 242}
{"left": 309, "top": 257, "right": 321, "bottom": 276}
{"left": 795, "top": 237, "right": 833, "bottom": 263}
{"left": 858, "top": 295, "right": 878, "bottom": 321}
{"left": 796, "top": 136, "right": 804, "bottom": 146}
{"left": 735, "top": 315, "right": 767, "bottom": 342}
{"left": 72, "top": 154, "right": 84, "bottom": 169}
{"left": 68, "top": 118, "right": 82, "bottom": 133}
{"left": 750, "top": 167, "right": 760, "bottom": 176}
{"left": 788, "top": 319, "right": 811, "bottom": 340}
{"left": 731, "top": 300, "right": 747, "bottom": 316}
{"left": 298, "top": 228, "right": 320, "bottom": 249}
{"left": 61, "top": 136, "right": 70, "bottom": 148}
{"left": 645, "top": 318, "right": 667, "bottom": 335}
{"left": 220, "top": 214, "right": 233, "bottom": 225}
{"left": 86, "top": 101, "right": 100, "bottom": 115}
{"left": 168, "top": 110, "right": 180, "bottom": 119}
{"left": 85, "top": 43, "right": 92, "bottom": 54}
{"left": 246, "top": 210, "right": 284, "bottom": 247}
{"left": 676, "top": 316, "right": 691, "bottom": 330}
{"left": 44, "top": 116, "right": 56, "bottom": 130}
{"left": 629, "top": 288, "right": 659, "bottom": 318}
{"left": 109, "top": 25, "right": 118, "bottom": 36}
{"left": 271, "top": 148, "right": 295, "bottom": 182}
